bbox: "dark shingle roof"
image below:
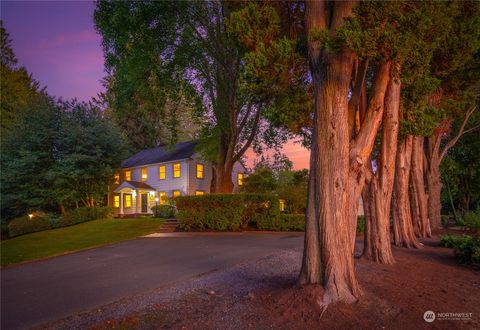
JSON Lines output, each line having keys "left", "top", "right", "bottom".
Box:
{"left": 121, "top": 141, "right": 198, "bottom": 168}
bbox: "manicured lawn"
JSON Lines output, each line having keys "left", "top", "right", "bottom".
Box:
{"left": 1, "top": 218, "right": 164, "bottom": 266}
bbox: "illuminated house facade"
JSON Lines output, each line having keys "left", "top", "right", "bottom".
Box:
{"left": 108, "top": 141, "right": 246, "bottom": 216}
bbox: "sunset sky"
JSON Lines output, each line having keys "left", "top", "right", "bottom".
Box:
{"left": 1, "top": 0, "right": 310, "bottom": 169}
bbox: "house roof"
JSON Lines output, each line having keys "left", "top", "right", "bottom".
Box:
{"left": 114, "top": 180, "right": 156, "bottom": 192}
{"left": 121, "top": 141, "right": 199, "bottom": 168}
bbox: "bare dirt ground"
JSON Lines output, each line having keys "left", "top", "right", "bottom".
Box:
{"left": 46, "top": 234, "right": 480, "bottom": 330}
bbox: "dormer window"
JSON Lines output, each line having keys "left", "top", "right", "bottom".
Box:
{"left": 141, "top": 167, "right": 148, "bottom": 181}
{"left": 125, "top": 169, "right": 131, "bottom": 181}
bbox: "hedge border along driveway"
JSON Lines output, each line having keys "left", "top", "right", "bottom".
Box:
{"left": 1, "top": 218, "right": 164, "bottom": 266}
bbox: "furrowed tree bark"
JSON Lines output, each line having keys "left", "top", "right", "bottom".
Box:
{"left": 348, "top": 60, "right": 391, "bottom": 255}
{"left": 361, "top": 74, "right": 399, "bottom": 264}
{"left": 392, "top": 136, "right": 423, "bottom": 248}
{"left": 410, "top": 136, "right": 431, "bottom": 237}
{"left": 299, "top": 0, "right": 361, "bottom": 305}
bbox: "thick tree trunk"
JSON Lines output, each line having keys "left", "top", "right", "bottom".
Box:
{"left": 410, "top": 136, "right": 431, "bottom": 237}
{"left": 215, "top": 136, "right": 235, "bottom": 193}
{"left": 299, "top": 0, "right": 360, "bottom": 306}
{"left": 392, "top": 136, "right": 422, "bottom": 248}
{"left": 347, "top": 61, "right": 391, "bottom": 255}
{"left": 360, "top": 75, "right": 399, "bottom": 264}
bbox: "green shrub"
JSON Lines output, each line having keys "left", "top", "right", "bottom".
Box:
{"left": 280, "top": 214, "right": 304, "bottom": 231}
{"left": 440, "top": 234, "right": 480, "bottom": 269}
{"left": 64, "top": 206, "right": 113, "bottom": 226}
{"left": 8, "top": 215, "right": 52, "bottom": 237}
{"left": 459, "top": 209, "right": 480, "bottom": 233}
{"left": 244, "top": 194, "right": 281, "bottom": 230}
{"left": 176, "top": 194, "right": 245, "bottom": 231}
{"left": 151, "top": 205, "right": 176, "bottom": 218}
{"left": 357, "top": 215, "right": 366, "bottom": 233}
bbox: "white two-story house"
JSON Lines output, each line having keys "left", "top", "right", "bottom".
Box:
{"left": 108, "top": 141, "right": 246, "bottom": 216}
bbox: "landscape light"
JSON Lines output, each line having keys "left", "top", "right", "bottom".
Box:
{"left": 28, "top": 214, "right": 34, "bottom": 219}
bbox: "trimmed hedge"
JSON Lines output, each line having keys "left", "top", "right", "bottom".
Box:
{"left": 176, "top": 194, "right": 245, "bottom": 231}
{"left": 8, "top": 215, "right": 52, "bottom": 237}
{"left": 176, "top": 194, "right": 281, "bottom": 231}
{"left": 6, "top": 207, "right": 113, "bottom": 238}
{"left": 63, "top": 207, "right": 114, "bottom": 226}
{"left": 280, "top": 214, "right": 304, "bottom": 231}
{"left": 151, "top": 205, "right": 176, "bottom": 218}
{"left": 243, "top": 194, "right": 281, "bottom": 230}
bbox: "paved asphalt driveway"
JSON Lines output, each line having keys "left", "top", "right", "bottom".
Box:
{"left": 1, "top": 232, "right": 303, "bottom": 329}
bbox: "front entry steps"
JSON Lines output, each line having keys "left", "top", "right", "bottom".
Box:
{"left": 158, "top": 218, "right": 179, "bottom": 233}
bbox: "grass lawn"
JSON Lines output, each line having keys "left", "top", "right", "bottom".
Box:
{"left": 1, "top": 218, "right": 164, "bottom": 267}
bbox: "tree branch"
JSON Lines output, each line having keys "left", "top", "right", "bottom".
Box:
{"left": 439, "top": 106, "right": 477, "bottom": 162}
{"left": 234, "top": 106, "right": 262, "bottom": 162}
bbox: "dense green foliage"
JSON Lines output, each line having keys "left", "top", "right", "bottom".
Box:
{"left": 1, "top": 218, "right": 164, "bottom": 266}
{"left": 7, "top": 207, "right": 113, "bottom": 238}
{"left": 176, "top": 194, "right": 245, "bottom": 231}
{"left": 279, "top": 214, "right": 304, "bottom": 232}
{"left": 151, "top": 205, "right": 176, "bottom": 218}
{"left": 441, "top": 115, "right": 480, "bottom": 218}
{"left": 440, "top": 235, "right": 480, "bottom": 269}
{"left": 1, "top": 100, "right": 126, "bottom": 220}
{"left": 242, "top": 167, "right": 308, "bottom": 215}
{"left": 176, "top": 193, "right": 287, "bottom": 231}
{"left": 8, "top": 215, "right": 52, "bottom": 238}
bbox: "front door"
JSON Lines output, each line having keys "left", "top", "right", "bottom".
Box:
{"left": 141, "top": 194, "right": 148, "bottom": 213}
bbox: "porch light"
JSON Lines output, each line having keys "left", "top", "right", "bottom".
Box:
{"left": 132, "top": 191, "right": 137, "bottom": 198}
{"left": 28, "top": 214, "right": 34, "bottom": 219}
{"left": 149, "top": 191, "right": 155, "bottom": 197}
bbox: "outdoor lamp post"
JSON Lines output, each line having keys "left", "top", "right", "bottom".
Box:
{"left": 155, "top": 197, "right": 159, "bottom": 208}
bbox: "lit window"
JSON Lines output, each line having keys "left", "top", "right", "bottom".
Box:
{"left": 279, "top": 199, "right": 285, "bottom": 212}
{"left": 173, "top": 190, "right": 181, "bottom": 197}
{"left": 195, "top": 191, "right": 204, "bottom": 196}
{"left": 173, "top": 162, "right": 181, "bottom": 178}
{"left": 159, "top": 192, "right": 166, "bottom": 205}
{"left": 237, "top": 173, "right": 244, "bottom": 186}
{"left": 196, "top": 163, "right": 204, "bottom": 179}
{"left": 125, "top": 194, "right": 132, "bottom": 208}
{"left": 114, "top": 173, "right": 120, "bottom": 184}
{"left": 141, "top": 167, "right": 148, "bottom": 181}
{"left": 114, "top": 195, "right": 120, "bottom": 207}
{"left": 125, "top": 170, "right": 131, "bottom": 181}
{"left": 159, "top": 165, "right": 166, "bottom": 180}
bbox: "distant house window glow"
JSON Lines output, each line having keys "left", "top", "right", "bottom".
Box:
{"left": 141, "top": 167, "right": 148, "bottom": 181}
{"left": 125, "top": 170, "right": 131, "bottom": 181}
{"left": 279, "top": 199, "right": 286, "bottom": 212}
{"left": 237, "top": 173, "right": 244, "bottom": 186}
{"left": 173, "top": 190, "right": 181, "bottom": 197}
{"left": 195, "top": 191, "right": 205, "bottom": 196}
{"left": 114, "top": 195, "right": 120, "bottom": 208}
{"left": 159, "top": 165, "right": 166, "bottom": 180}
{"left": 159, "top": 192, "right": 166, "bottom": 205}
{"left": 125, "top": 194, "right": 132, "bottom": 208}
{"left": 173, "top": 163, "right": 181, "bottom": 178}
{"left": 114, "top": 173, "right": 120, "bottom": 184}
{"left": 196, "top": 163, "right": 204, "bottom": 179}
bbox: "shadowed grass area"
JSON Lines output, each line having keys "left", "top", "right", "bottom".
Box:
{"left": 1, "top": 218, "right": 164, "bottom": 266}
